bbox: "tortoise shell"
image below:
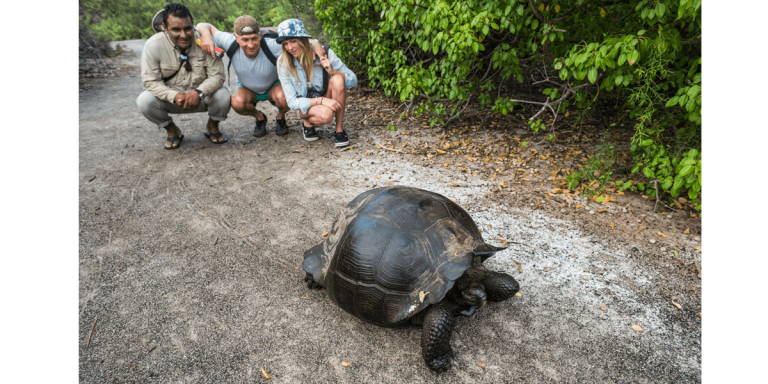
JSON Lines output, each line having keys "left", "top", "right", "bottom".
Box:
{"left": 303, "top": 186, "right": 494, "bottom": 326}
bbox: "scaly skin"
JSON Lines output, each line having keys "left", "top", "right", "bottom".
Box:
{"left": 482, "top": 271, "right": 520, "bottom": 302}
{"left": 421, "top": 303, "right": 455, "bottom": 372}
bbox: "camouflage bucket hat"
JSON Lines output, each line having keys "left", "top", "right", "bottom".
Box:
{"left": 276, "top": 19, "right": 312, "bottom": 44}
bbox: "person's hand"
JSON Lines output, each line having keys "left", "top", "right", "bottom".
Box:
{"left": 200, "top": 34, "right": 216, "bottom": 57}
{"left": 311, "top": 42, "right": 328, "bottom": 62}
{"left": 318, "top": 57, "right": 333, "bottom": 73}
{"left": 183, "top": 91, "right": 201, "bottom": 110}
{"left": 320, "top": 97, "right": 341, "bottom": 112}
{"left": 174, "top": 93, "right": 187, "bottom": 109}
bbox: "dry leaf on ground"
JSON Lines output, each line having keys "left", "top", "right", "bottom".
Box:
{"left": 478, "top": 362, "right": 486, "bottom": 368}
{"left": 261, "top": 367, "right": 271, "bottom": 379}
{"left": 322, "top": 231, "right": 329, "bottom": 237}
{"left": 600, "top": 305, "right": 607, "bottom": 311}
{"left": 657, "top": 232, "right": 667, "bottom": 237}
{"left": 631, "top": 324, "right": 644, "bottom": 332}
{"left": 341, "top": 361, "right": 351, "bottom": 367}
{"left": 671, "top": 299, "right": 683, "bottom": 310}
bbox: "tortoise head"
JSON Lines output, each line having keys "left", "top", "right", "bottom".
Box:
{"left": 449, "top": 278, "right": 487, "bottom": 317}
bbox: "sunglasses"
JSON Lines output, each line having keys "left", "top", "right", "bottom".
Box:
{"left": 179, "top": 54, "right": 192, "bottom": 72}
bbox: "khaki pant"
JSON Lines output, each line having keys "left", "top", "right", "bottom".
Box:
{"left": 136, "top": 87, "right": 231, "bottom": 128}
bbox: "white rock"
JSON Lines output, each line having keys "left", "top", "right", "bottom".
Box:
{"left": 650, "top": 239, "right": 656, "bottom": 244}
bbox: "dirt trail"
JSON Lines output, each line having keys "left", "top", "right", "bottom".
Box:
{"left": 78, "top": 40, "right": 701, "bottom": 383}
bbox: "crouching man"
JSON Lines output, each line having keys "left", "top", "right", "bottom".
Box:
{"left": 137, "top": 2, "right": 230, "bottom": 149}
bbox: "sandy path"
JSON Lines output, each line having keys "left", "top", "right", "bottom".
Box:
{"left": 78, "top": 40, "right": 701, "bottom": 383}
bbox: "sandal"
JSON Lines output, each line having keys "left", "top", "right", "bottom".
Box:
{"left": 204, "top": 132, "right": 228, "bottom": 144}
{"left": 163, "top": 134, "right": 185, "bottom": 150}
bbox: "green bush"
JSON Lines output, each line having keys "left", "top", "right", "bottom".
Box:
{"left": 317, "top": 0, "right": 701, "bottom": 211}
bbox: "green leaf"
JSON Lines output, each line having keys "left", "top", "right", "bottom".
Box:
{"left": 661, "top": 179, "right": 672, "bottom": 190}
{"left": 532, "top": 19, "right": 539, "bottom": 30}
{"left": 641, "top": 139, "right": 653, "bottom": 146}
{"left": 688, "top": 188, "right": 697, "bottom": 200}
{"left": 665, "top": 96, "right": 679, "bottom": 107}
{"left": 615, "top": 74, "right": 624, "bottom": 85}
{"left": 618, "top": 52, "right": 627, "bottom": 65}
{"left": 483, "top": 24, "right": 489, "bottom": 35}
{"left": 517, "top": 4, "right": 524, "bottom": 15}
{"left": 637, "top": 30, "right": 647, "bottom": 36}
{"left": 678, "top": 164, "right": 692, "bottom": 177}
{"left": 643, "top": 167, "right": 653, "bottom": 179}
{"left": 588, "top": 66, "right": 597, "bottom": 83}
{"left": 657, "top": 2, "right": 666, "bottom": 17}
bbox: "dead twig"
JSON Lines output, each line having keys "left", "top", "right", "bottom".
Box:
{"left": 507, "top": 240, "right": 535, "bottom": 249}
{"left": 510, "top": 257, "right": 523, "bottom": 273}
{"left": 692, "top": 255, "right": 702, "bottom": 279}
{"left": 375, "top": 142, "right": 405, "bottom": 153}
{"left": 262, "top": 176, "right": 273, "bottom": 183}
{"left": 85, "top": 317, "right": 98, "bottom": 351}
{"left": 574, "top": 243, "right": 590, "bottom": 248}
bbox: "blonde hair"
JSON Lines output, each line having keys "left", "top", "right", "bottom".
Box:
{"left": 280, "top": 37, "right": 314, "bottom": 86}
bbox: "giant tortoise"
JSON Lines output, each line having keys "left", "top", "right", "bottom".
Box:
{"left": 303, "top": 186, "right": 520, "bottom": 372}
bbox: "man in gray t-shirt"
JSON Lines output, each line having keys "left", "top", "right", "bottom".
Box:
{"left": 196, "top": 15, "right": 326, "bottom": 137}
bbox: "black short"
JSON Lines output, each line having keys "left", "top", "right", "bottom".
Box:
{"left": 306, "top": 88, "right": 325, "bottom": 98}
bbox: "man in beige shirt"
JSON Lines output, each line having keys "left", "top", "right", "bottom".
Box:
{"left": 137, "top": 3, "right": 231, "bottom": 149}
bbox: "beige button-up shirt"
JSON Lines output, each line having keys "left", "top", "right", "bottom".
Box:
{"left": 141, "top": 32, "right": 225, "bottom": 103}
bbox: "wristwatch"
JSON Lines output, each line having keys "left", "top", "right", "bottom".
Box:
{"left": 194, "top": 89, "right": 205, "bottom": 101}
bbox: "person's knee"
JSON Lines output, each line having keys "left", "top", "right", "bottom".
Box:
{"left": 211, "top": 88, "right": 231, "bottom": 107}
{"left": 230, "top": 94, "right": 247, "bottom": 112}
{"left": 330, "top": 75, "right": 345, "bottom": 90}
{"left": 136, "top": 91, "right": 158, "bottom": 114}
{"left": 318, "top": 108, "right": 334, "bottom": 125}
{"left": 271, "top": 86, "right": 288, "bottom": 108}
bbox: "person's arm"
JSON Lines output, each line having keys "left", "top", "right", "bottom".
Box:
{"left": 141, "top": 40, "right": 179, "bottom": 103}
{"left": 324, "top": 49, "right": 358, "bottom": 89}
{"left": 277, "top": 57, "right": 312, "bottom": 114}
{"left": 195, "top": 50, "right": 226, "bottom": 96}
{"left": 195, "top": 22, "right": 221, "bottom": 57}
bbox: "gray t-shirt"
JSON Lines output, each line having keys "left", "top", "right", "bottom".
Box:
{"left": 213, "top": 32, "right": 283, "bottom": 94}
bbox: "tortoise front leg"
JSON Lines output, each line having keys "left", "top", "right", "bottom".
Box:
{"left": 482, "top": 271, "right": 519, "bottom": 302}
{"left": 420, "top": 303, "right": 455, "bottom": 372}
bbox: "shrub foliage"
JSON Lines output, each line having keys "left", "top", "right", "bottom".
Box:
{"left": 317, "top": 0, "right": 701, "bottom": 210}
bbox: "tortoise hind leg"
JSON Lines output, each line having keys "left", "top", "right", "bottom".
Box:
{"left": 304, "top": 272, "right": 323, "bottom": 289}
{"left": 420, "top": 303, "right": 455, "bottom": 372}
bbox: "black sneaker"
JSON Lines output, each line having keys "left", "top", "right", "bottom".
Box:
{"left": 334, "top": 131, "right": 350, "bottom": 147}
{"left": 275, "top": 117, "right": 289, "bottom": 136}
{"left": 303, "top": 124, "right": 319, "bottom": 141}
{"left": 253, "top": 115, "right": 268, "bottom": 137}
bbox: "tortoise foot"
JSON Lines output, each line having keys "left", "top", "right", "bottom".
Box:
{"left": 425, "top": 351, "right": 453, "bottom": 372}
{"left": 304, "top": 272, "right": 322, "bottom": 289}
